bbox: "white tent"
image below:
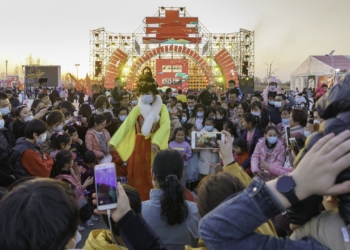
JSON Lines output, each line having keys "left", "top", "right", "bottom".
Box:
{"left": 290, "top": 55, "right": 350, "bottom": 90}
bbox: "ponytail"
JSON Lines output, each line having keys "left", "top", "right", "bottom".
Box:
{"left": 153, "top": 150, "right": 188, "bottom": 225}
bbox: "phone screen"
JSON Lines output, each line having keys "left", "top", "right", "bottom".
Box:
{"left": 191, "top": 131, "right": 225, "bottom": 149}
{"left": 95, "top": 164, "right": 118, "bottom": 209}
{"left": 289, "top": 138, "right": 300, "bottom": 154}
{"left": 75, "top": 115, "right": 83, "bottom": 122}
{"left": 286, "top": 127, "right": 291, "bottom": 145}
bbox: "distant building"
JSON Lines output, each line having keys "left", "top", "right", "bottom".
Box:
{"left": 290, "top": 55, "right": 350, "bottom": 90}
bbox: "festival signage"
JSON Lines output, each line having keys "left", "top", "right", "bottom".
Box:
{"left": 156, "top": 59, "right": 189, "bottom": 90}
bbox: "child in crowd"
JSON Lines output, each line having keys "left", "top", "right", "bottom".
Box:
{"left": 130, "top": 95, "right": 138, "bottom": 108}
{"left": 240, "top": 113, "right": 264, "bottom": 174}
{"left": 187, "top": 104, "right": 206, "bottom": 131}
{"left": 64, "top": 111, "right": 75, "bottom": 126}
{"left": 169, "top": 106, "right": 182, "bottom": 139}
{"left": 277, "top": 108, "right": 291, "bottom": 132}
{"left": 65, "top": 126, "right": 87, "bottom": 167}
{"left": 181, "top": 109, "right": 189, "bottom": 124}
{"left": 168, "top": 127, "right": 192, "bottom": 187}
{"left": 251, "top": 126, "right": 288, "bottom": 181}
{"left": 49, "top": 132, "right": 72, "bottom": 159}
{"left": 251, "top": 101, "right": 269, "bottom": 129}
{"left": 233, "top": 138, "right": 250, "bottom": 169}
{"left": 182, "top": 123, "right": 200, "bottom": 190}
{"left": 80, "top": 150, "right": 97, "bottom": 195}
{"left": 215, "top": 107, "right": 229, "bottom": 132}
{"left": 199, "top": 118, "right": 219, "bottom": 177}
{"left": 232, "top": 102, "right": 250, "bottom": 136}
{"left": 54, "top": 150, "right": 98, "bottom": 229}
{"left": 222, "top": 120, "right": 239, "bottom": 143}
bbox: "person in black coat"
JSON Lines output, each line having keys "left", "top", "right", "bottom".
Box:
{"left": 197, "top": 84, "right": 218, "bottom": 108}
{"left": 240, "top": 113, "right": 264, "bottom": 171}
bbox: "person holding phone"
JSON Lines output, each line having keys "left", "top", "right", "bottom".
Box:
{"left": 109, "top": 67, "right": 170, "bottom": 201}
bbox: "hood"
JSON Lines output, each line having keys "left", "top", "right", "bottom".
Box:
{"left": 84, "top": 230, "right": 127, "bottom": 250}
{"left": 316, "top": 72, "right": 350, "bottom": 120}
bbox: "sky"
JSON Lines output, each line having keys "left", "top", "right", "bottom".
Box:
{"left": 1, "top": 0, "right": 349, "bottom": 82}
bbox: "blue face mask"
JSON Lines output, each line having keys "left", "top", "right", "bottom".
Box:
{"left": 251, "top": 111, "right": 260, "bottom": 117}
{"left": 0, "top": 107, "right": 9, "bottom": 116}
{"left": 167, "top": 107, "right": 171, "bottom": 112}
{"left": 282, "top": 118, "right": 290, "bottom": 126}
{"left": 304, "top": 130, "right": 311, "bottom": 137}
{"left": 268, "top": 100, "right": 275, "bottom": 106}
{"left": 131, "top": 100, "right": 137, "bottom": 105}
{"left": 274, "top": 101, "right": 282, "bottom": 108}
{"left": 181, "top": 117, "right": 187, "bottom": 123}
{"left": 267, "top": 136, "right": 278, "bottom": 144}
{"left": 205, "top": 125, "right": 213, "bottom": 131}
{"left": 212, "top": 116, "right": 216, "bottom": 120}
{"left": 55, "top": 125, "right": 63, "bottom": 132}
{"left": 141, "top": 95, "right": 153, "bottom": 104}
{"left": 119, "top": 115, "right": 127, "bottom": 122}
{"left": 188, "top": 107, "right": 194, "bottom": 111}
{"left": 197, "top": 112, "right": 204, "bottom": 118}
{"left": 269, "top": 86, "right": 276, "bottom": 91}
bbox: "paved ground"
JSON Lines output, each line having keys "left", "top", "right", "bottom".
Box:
{"left": 77, "top": 218, "right": 108, "bottom": 248}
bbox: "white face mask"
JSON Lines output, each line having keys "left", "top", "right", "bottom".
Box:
{"left": 36, "top": 133, "right": 47, "bottom": 144}
{"left": 141, "top": 95, "right": 153, "bottom": 104}
{"left": 0, "top": 119, "right": 4, "bottom": 129}
{"left": 55, "top": 125, "right": 63, "bottom": 132}
{"left": 24, "top": 116, "right": 33, "bottom": 122}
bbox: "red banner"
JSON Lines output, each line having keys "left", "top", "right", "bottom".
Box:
{"left": 156, "top": 59, "right": 188, "bottom": 90}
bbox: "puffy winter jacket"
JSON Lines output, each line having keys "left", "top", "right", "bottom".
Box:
{"left": 251, "top": 137, "right": 288, "bottom": 181}
{"left": 262, "top": 85, "right": 282, "bottom": 107}
{"left": 288, "top": 72, "right": 350, "bottom": 226}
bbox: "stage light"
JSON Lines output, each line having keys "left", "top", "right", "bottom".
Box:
{"left": 161, "top": 6, "right": 165, "bottom": 10}
{"left": 109, "top": 36, "right": 112, "bottom": 39}
{"left": 215, "top": 66, "right": 219, "bottom": 71}
{"left": 95, "top": 54, "right": 100, "bottom": 57}
{"left": 94, "top": 33, "right": 99, "bottom": 37}
{"left": 132, "top": 56, "right": 137, "bottom": 62}
{"left": 245, "top": 45, "right": 249, "bottom": 49}
{"left": 111, "top": 42, "right": 116, "bottom": 46}
{"left": 180, "top": 7, "right": 184, "bottom": 11}
{"left": 124, "top": 43, "right": 129, "bottom": 46}
{"left": 228, "top": 44, "right": 233, "bottom": 48}
{"left": 216, "top": 43, "right": 220, "bottom": 47}
{"left": 123, "top": 66, "right": 130, "bottom": 72}
{"left": 114, "top": 36, "right": 118, "bottom": 39}
{"left": 206, "top": 56, "right": 211, "bottom": 61}
{"left": 95, "top": 43, "right": 99, "bottom": 47}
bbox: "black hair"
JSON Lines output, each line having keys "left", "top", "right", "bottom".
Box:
{"left": 307, "top": 118, "right": 314, "bottom": 125}
{"left": 0, "top": 178, "right": 78, "bottom": 250}
{"left": 24, "top": 119, "right": 48, "bottom": 139}
{"left": 264, "top": 125, "right": 280, "bottom": 136}
{"left": 83, "top": 150, "right": 96, "bottom": 164}
{"left": 153, "top": 150, "right": 188, "bottom": 225}
{"left": 116, "top": 107, "right": 129, "bottom": 116}
{"left": 216, "top": 107, "right": 227, "bottom": 118}
{"left": 252, "top": 93, "right": 263, "bottom": 101}
{"left": 78, "top": 103, "right": 92, "bottom": 119}
{"left": 178, "top": 90, "right": 183, "bottom": 94}
{"left": 170, "top": 96, "right": 177, "bottom": 102}
{"left": 228, "top": 88, "right": 239, "bottom": 96}
{"left": 38, "top": 92, "right": 48, "bottom": 99}
{"left": 0, "top": 92, "right": 8, "bottom": 100}
{"left": 114, "top": 76, "right": 121, "bottom": 82}
{"left": 238, "top": 101, "right": 250, "bottom": 113}
{"left": 182, "top": 123, "right": 195, "bottom": 137}
{"left": 268, "top": 92, "right": 277, "bottom": 99}
{"left": 50, "top": 132, "right": 71, "bottom": 150}
{"left": 223, "top": 120, "right": 239, "bottom": 139}
{"left": 46, "top": 110, "right": 64, "bottom": 128}
{"left": 55, "top": 150, "right": 72, "bottom": 169}
{"left": 277, "top": 93, "right": 287, "bottom": 100}
{"left": 102, "top": 184, "right": 142, "bottom": 236}
{"left": 251, "top": 101, "right": 263, "bottom": 111}
{"left": 31, "top": 99, "right": 43, "bottom": 114}
{"left": 65, "top": 126, "right": 77, "bottom": 136}
{"left": 191, "top": 103, "right": 205, "bottom": 118}
{"left": 242, "top": 113, "right": 261, "bottom": 129}
{"left": 64, "top": 111, "right": 71, "bottom": 119}
{"left": 233, "top": 138, "right": 248, "bottom": 152}
{"left": 205, "top": 117, "right": 215, "bottom": 126}
{"left": 54, "top": 97, "right": 64, "bottom": 103}
{"left": 137, "top": 69, "right": 159, "bottom": 95}
{"left": 187, "top": 94, "right": 196, "bottom": 101}
{"left": 88, "top": 114, "right": 106, "bottom": 128}
{"left": 103, "top": 112, "right": 113, "bottom": 124}
{"left": 170, "top": 127, "right": 186, "bottom": 142}
{"left": 166, "top": 88, "right": 172, "bottom": 94}
{"left": 228, "top": 80, "right": 236, "bottom": 85}
{"left": 14, "top": 105, "right": 29, "bottom": 118}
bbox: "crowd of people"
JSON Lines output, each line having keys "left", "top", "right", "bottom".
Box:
{"left": 0, "top": 67, "right": 349, "bottom": 250}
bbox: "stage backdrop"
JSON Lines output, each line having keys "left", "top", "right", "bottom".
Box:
{"left": 24, "top": 65, "right": 61, "bottom": 88}
{"left": 156, "top": 59, "right": 188, "bottom": 90}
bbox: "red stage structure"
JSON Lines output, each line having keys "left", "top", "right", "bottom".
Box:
{"left": 89, "top": 7, "right": 255, "bottom": 92}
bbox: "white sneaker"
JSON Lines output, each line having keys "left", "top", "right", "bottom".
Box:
{"left": 86, "top": 219, "right": 95, "bottom": 229}
{"left": 91, "top": 214, "right": 99, "bottom": 222}
{"left": 78, "top": 225, "right": 85, "bottom": 232}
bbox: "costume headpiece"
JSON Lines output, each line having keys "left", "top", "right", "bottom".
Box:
{"left": 137, "top": 67, "right": 158, "bottom": 89}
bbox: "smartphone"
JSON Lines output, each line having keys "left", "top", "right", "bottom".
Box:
{"left": 75, "top": 115, "right": 83, "bottom": 122}
{"left": 191, "top": 131, "right": 225, "bottom": 149}
{"left": 94, "top": 163, "right": 118, "bottom": 210}
{"left": 286, "top": 127, "right": 291, "bottom": 145}
{"left": 289, "top": 137, "right": 300, "bottom": 155}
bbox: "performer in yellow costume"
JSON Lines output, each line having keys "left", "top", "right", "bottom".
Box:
{"left": 109, "top": 68, "right": 170, "bottom": 201}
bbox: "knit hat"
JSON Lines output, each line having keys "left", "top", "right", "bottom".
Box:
{"left": 268, "top": 76, "right": 279, "bottom": 84}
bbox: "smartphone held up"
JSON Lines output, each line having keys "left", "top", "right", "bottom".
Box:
{"left": 94, "top": 163, "right": 118, "bottom": 210}
{"left": 191, "top": 131, "right": 225, "bottom": 150}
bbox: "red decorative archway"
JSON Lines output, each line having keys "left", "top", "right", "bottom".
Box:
{"left": 126, "top": 45, "right": 215, "bottom": 89}
{"left": 214, "top": 49, "right": 240, "bottom": 87}
{"left": 104, "top": 48, "right": 128, "bottom": 88}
